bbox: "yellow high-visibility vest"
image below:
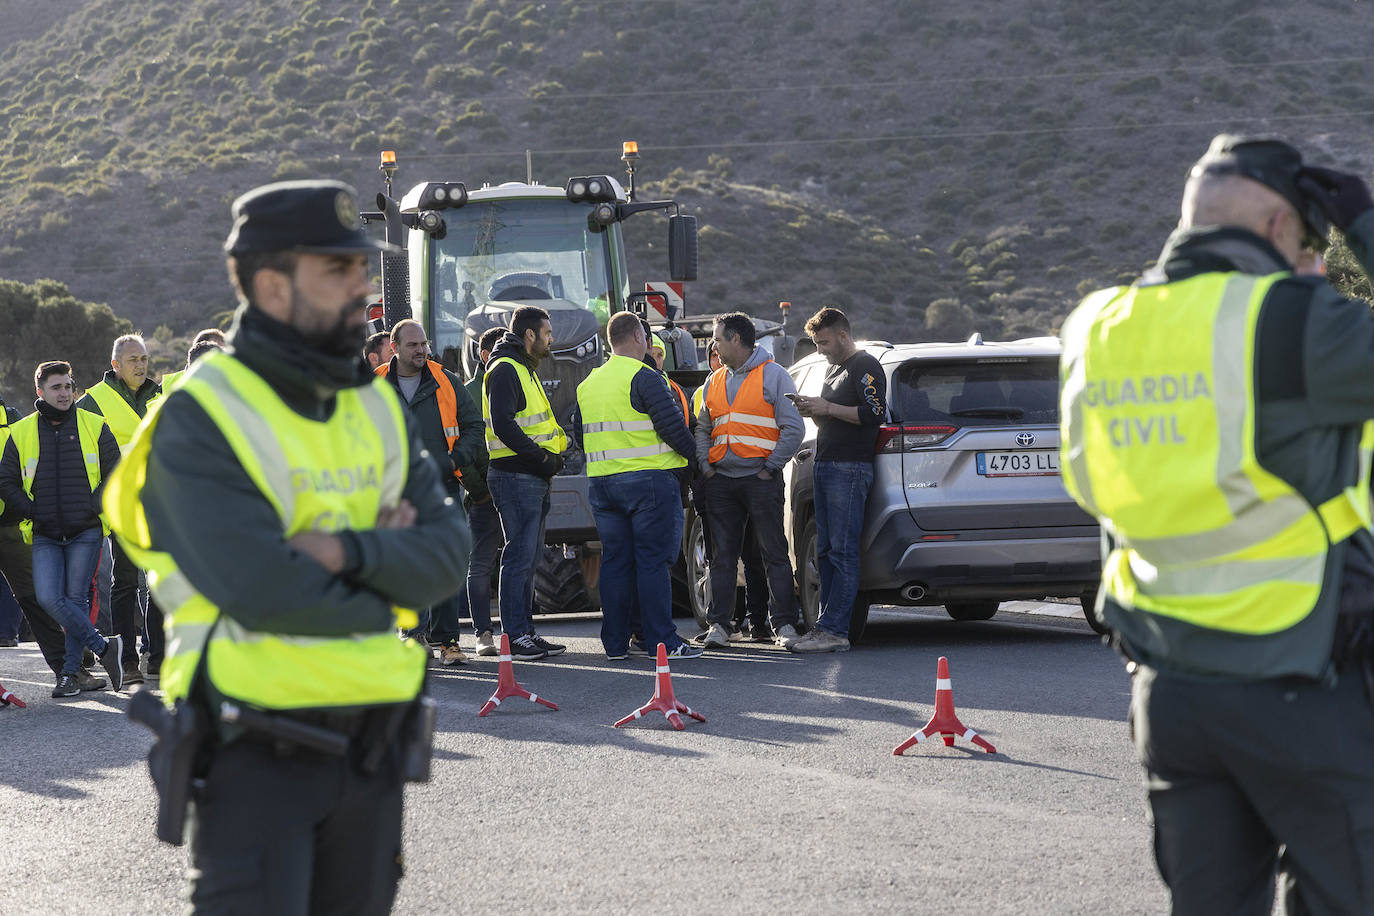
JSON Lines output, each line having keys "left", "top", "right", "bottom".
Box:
{"left": 1060, "top": 272, "right": 1373, "bottom": 674}
{"left": 103, "top": 351, "right": 425, "bottom": 709}
{"left": 575, "top": 355, "right": 688, "bottom": 478}
{"left": 480, "top": 355, "right": 567, "bottom": 461}
{"left": 84, "top": 380, "right": 160, "bottom": 452}
{"left": 7, "top": 408, "right": 111, "bottom": 543}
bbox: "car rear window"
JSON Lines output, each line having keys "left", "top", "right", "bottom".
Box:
{"left": 891, "top": 356, "right": 1060, "bottom": 426}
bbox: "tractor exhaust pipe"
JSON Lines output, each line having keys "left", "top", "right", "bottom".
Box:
{"left": 901, "top": 583, "right": 927, "bottom": 602}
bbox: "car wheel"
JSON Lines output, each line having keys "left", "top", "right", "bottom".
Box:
{"left": 1081, "top": 586, "right": 1110, "bottom": 635}
{"left": 944, "top": 600, "right": 999, "bottom": 622}
{"left": 685, "top": 511, "right": 711, "bottom": 628}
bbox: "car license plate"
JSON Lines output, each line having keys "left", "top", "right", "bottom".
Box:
{"left": 976, "top": 450, "right": 1059, "bottom": 477}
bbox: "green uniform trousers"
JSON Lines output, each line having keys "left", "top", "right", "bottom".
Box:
{"left": 1132, "top": 663, "right": 1374, "bottom": 915}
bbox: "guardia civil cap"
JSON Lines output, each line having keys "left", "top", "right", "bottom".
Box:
{"left": 1189, "top": 134, "right": 1330, "bottom": 249}
{"left": 224, "top": 180, "right": 398, "bottom": 255}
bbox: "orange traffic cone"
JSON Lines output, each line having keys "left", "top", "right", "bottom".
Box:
{"left": 893, "top": 656, "right": 995, "bottom": 755}
{"left": 614, "top": 643, "right": 705, "bottom": 731}
{"left": 477, "top": 634, "right": 559, "bottom": 717}
{"left": 0, "top": 680, "right": 26, "bottom": 709}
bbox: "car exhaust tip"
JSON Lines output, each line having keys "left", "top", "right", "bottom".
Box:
{"left": 901, "top": 583, "right": 927, "bottom": 602}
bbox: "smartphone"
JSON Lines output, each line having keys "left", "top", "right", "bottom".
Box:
{"left": 784, "top": 392, "right": 801, "bottom": 401}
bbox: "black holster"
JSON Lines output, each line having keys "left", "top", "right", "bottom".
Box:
{"left": 128, "top": 690, "right": 208, "bottom": 847}
{"left": 401, "top": 695, "right": 436, "bottom": 783}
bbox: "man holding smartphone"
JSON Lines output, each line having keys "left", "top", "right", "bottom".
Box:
{"left": 788, "top": 307, "right": 886, "bottom": 652}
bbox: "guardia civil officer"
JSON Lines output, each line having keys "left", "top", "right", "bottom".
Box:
{"left": 1060, "top": 135, "right": 1374, "bottom": 914}
{"left": 573, "top": 312, "right": 701, "bottom": 659}
{"left": 104, "top": 180, "right": 469, "bottom": 915}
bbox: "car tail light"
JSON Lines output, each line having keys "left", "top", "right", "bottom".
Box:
{"left": 876, "top": 424, "right": 957, "bottom": 453}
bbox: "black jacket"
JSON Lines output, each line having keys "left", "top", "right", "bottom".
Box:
{"left": 484, "top": 332, "right": 562, "bottom": 478}
{"left": 134, "top": 305, "right": 469, "bottom": 638}
{"left": 0, "top": 403, "right": 120, "bottom": 540}
{"left": 380, "top": 357, "right": 484, "bottom": 494}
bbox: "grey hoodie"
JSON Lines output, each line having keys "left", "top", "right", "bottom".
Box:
{"left": 693, "top": 344, "right": 803, "bottom": 477}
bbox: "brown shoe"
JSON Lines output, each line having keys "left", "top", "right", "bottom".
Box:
{"left": 440, "top": 644, "right": 468, "bottom": 666}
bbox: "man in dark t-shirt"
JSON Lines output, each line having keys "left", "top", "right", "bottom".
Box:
{"left": 789, "top": 307, "right": 886, "bottom": 652}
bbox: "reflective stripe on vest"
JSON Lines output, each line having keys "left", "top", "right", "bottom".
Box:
{"left": 705, "top": 362, "right": 780, "bottom": 462}
{"left": 85, "top": 380, "right": 156, "bottom": 452}
{"left": 481, "top": 355, "right": 568, "bottom": 460}
{"left": 1059, "top": 272, "right": 1373, "bottom": 639}
{"left": 102, "top": 351, "right": 425, "bottom": 710}
{"left": 575, "top": 355, "right": 688, "bottom": 477}
{"left": 377, "top": 359, "right": 463, "bottom": 480}
{"left": 9, "top": 408, "right": 110, "bottom": 543}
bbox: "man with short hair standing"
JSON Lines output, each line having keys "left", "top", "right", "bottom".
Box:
{"left": 105, "top": 179, "right": 467, "bottom": 912}
{"left": 0, "top": 397, "right": 97, "bottom": 687}
{"left": 693, "top": 312, "right": 805, "bottom": 649}
{"left": 482, "top": 306, "right": 568, "bottom": 661}
{"left": 364, "top": 331, "right": 395, "bottom": 371}
{"left": 79, "top": 333, "right": 163, "bottom": 685}
{"left": 0, "top": 361, "right": 124, "bottom": 696}
{"left": 790, "top": 307, "right": 886, "bottom": 653}
{"left": 162, "top": 328, "right": 227, "bottom": 391}
{"left": 459, "top": 326, "right": 506, "bottom": 656}
{"left": 575, "top": 312, "right": 701, "bottom": 660}
{"left": 376, "top": 317, "right": 483, "bottom": 664}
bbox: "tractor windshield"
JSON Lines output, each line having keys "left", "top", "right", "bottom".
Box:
{"left": 431, "top": 198, "right": 615, "bottom": 329}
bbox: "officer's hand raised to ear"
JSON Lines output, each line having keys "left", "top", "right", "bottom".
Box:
{"left": 1298, "top": 166, "right": 1374, "bottom": 232}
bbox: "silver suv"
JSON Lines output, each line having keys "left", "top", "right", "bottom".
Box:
{"left": 783, "top": 336, "right": 1101, "bottom": 641}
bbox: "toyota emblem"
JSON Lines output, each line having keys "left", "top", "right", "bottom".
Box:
{"left": 1015, "top": 433, "right": 1035, "bottom": 447}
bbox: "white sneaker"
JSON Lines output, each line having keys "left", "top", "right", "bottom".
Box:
{"left": 475, "top": 631, "right": 498, "bottom": 657}
{"left": 701, "top": 624, "right": 731, "bottom": 648}
{"left": 774, "top": 624, "right": 801, "bottom": 649}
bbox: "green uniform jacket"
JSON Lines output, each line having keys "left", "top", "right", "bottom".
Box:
{"left": 135, "top": 305, "right": 468, "bottom": 638}
{"left": 1101, "top": 210, "right": 1374, "bottom": 674}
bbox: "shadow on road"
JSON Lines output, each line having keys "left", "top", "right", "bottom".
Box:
{"left": 0, "top": 652, "right": 153, "bottom": 799}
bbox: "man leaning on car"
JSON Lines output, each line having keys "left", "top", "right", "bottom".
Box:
{"left": 789, "top": 307, "right": 886, "bottom": 653}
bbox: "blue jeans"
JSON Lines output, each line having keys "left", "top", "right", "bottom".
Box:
{"left": 32, "top": 527, "right": 107, "bottom": 675}
{"left": 813, "top": 461, "right": 874, "bottom": 637}
{"left": 458, "top": 496, "right": 503, "bottom": 635}
{"left": 590, "top": 469, "right": 685, "bottom": 656}
{"left": 488, "top": 468, "right": 550, "bottom": 639}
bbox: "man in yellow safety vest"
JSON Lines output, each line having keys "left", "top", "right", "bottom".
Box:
{"left": 79, "top": 333, "right": 163, "bottom": 686}
{"left": 574, "top": 312, "right": 701, "bottom": 659}
{"left": 1060, "top": 135, "right": 1374, "bottom": 913}
{"left": 481, "top": 305, "right": 569, "bottom": 661}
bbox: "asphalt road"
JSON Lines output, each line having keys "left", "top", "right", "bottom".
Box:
{"left": 0, "top": 603, "right": 1168, "bottom": 915}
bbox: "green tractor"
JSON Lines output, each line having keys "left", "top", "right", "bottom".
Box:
{"left": 361, "top": 143, "right": 702, "bottom": 615}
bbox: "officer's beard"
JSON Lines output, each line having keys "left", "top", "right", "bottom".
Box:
{"left": 297, "top": 294, "right": 368, "bottom": 359}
